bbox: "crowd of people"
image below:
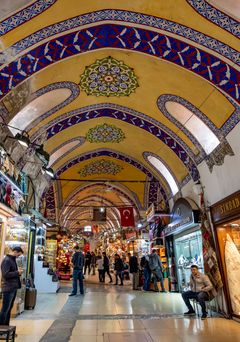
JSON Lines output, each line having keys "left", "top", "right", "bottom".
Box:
{"left": 0, "top": 246, "right": 215, "bottom": 327}
{"left": 81, "top": 249, "right": 167, "bottom": 292}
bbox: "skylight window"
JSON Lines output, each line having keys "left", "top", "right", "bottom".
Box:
{"left": 48, "top": 140, "right": 82, "bottom": 167}
{"left": 147, "top": 156, "right": 179, "bottom": 196}
{"left": 165, "top": 101, "right": 220, "bottom": 155}
{"left": 9, "top": 88, "right": 71, "bottom": 135}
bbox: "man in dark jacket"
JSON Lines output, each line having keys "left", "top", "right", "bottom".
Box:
{"left": 140, "top": 254, "right": 151, "bottom": 291}
{"left": 69, "top": 246, "right": 85, "bottom": 296}
{"left": 84, "top": 251, "right": 91, "bottom": 275}
{"left": 102, "top": 252, "right": 112, "bottom": 283}
{"left": 0, "top": 246, "right": 24, "bottom": 325}
{"left": 114, "top": 254, "right": 124, "bottom": 286}
{"left": 129, "top": 252, "right": 139, "bottom": 290}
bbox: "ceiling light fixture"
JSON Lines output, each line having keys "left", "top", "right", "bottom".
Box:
{"left": 42, "top": 166, "right": 54, "bottom": 178}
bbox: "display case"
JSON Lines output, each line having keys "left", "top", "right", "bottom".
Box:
{"left": 45, "top": 239, "right": 58, "bottom": 270}
{"left": 35, "top": 224, "right": 46, "bottom": 259}
{"left": 4, "top": 216, "right": 31, "bottom": 315}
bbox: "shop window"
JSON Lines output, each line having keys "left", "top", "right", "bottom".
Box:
{"left": 165, "top": 101, "right": 220, "bottom": 155}
{"left": 216, "top": 220, "right": 240, "bottom": 316}
{"left": 174, "top": 230, "right": 204, "bottom": 292}
{"left": 8, "top": 88, "right": 71, "bottom": 135}
{"left": 147, "top": 155, "right": 179, "bottom": 196}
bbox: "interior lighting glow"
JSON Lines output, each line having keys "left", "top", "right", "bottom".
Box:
{"left": 165, "top": 101, "right": 220, "bottom": 155}
{"left": 147, "top": 156, "right": 179, "bottom": 196}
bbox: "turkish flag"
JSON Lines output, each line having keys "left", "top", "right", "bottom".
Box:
{"left": 119, "top": 207, "right": 135, "bottom": 227}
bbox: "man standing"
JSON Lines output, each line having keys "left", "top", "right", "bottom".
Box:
{"left": 129, "top": 252, "right": 139, "bottom": 290}
{"left": 84, "top": 251, "right": 91, "bottom": 275}
{"left": 102, "top": 252, "right": 112, "bottom": 283}
{"left": 182, "top": 265, "right": 213, "bottom": 320}
{"left": 0, "top": 246, "right": 24, "bottom": 325}
{"left": 149, "top": 249, "right": 166, "bottom": 292}
{"left": 114, "top": 254, "right": 124, "bottom": 286}
{"left": 69, "top": 246, "right": 85, "bottom": 296}
{"left": 140, "top": 254, "right": 151, "bottom": 291}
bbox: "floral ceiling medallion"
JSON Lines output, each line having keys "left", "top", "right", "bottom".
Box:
{"left": 86, "top": 123, "right": 125, "bottom": 143}
{"left": 79, "top": 159, "right": 123, "bottom": 177}
{"left": 79, "top": 56, "right": 139, "bottom": 97}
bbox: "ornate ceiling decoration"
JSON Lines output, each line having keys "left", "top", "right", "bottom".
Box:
{"left": 1, "top": 24, "right": 238, "bottom": 103}
{"left": 79, "top": 56, "right": 139, "bottom": 97}
{"left": 86, "top": 123, "right": 125, "bottom": 143}
{"left": 78, "top": 159, "right": 123, "bottom": 177}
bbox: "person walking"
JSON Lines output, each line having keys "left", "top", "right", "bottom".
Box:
{"left": 84, "top": 251, "right": 91, "bottom": 275}
{"left": 114, "top": 254, "right": 124, "bottom": 286}
{"left": 182, "top": 265, "right": 214, "bottom": 320}
{"left": 140, "top": 254, "right": 151, "bottom": 291}
{"left": 96, "top": 255, "right": 104, "bottom": 283}
{"left": 102, "top": 252, "right": 112, "bottom": 283}
{"left": 0, "top": 246, "right": 24, "bottom": 326}
{"left": 149, "top": 249, "right": 166, "bottom": 292}
{"left": 69, "top": 246, "right": 85, "bottom": 296}
{"left": 90, "top": 252, "right": 96, "bottom": 275}
{"left": 129, "top": 252, "right": 139, "bottom": 290}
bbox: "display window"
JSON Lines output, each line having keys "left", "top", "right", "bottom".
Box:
{"left": 216, "top": 219, "right": 240, "bottom": 316}
{"left": 174, "top": 229, "right": 204, "bottom": 292}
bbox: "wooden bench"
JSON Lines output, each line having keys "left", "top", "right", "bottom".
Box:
{"left": 0, "top": 326, "right": 16, "bottom": 342}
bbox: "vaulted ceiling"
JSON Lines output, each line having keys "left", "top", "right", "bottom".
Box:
{"left": 0, "top": 0, "right": 239, "bottom": 232}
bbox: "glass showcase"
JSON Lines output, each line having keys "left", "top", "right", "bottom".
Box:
{"left": 174, "top": 229, "right": 203, "bottom": 292}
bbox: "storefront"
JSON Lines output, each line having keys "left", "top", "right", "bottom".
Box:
{"left": 211, "top": 190, "right": 240, "bottom": 318}
{"left": 0, "top": 146, "right": 34, "bottom": 315}
{"left": 164, "top": 198, "right": 201, "bottom": 292}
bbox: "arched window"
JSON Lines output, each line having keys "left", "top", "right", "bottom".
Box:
{"left": 146, "top": 154, "right": 179, "bottom": 196}
{"left": 9, "top": 88, "right": 72, "bottom": 135}
{"left": 165, "top": 101, "right": 220, "bottom": 155}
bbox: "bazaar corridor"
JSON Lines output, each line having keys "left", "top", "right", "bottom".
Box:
{"left": 12, "top": 281, "right": 240, "bottom": 342}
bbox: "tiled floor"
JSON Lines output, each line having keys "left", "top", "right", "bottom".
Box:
{"left": 10, "top": 279, "right": 240, "bottom": 342}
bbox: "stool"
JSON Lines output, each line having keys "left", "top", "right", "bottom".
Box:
{"left": 191, "top": 299, "right": 213, "bottom": 317}
{"left": 0, "top": 326, "right": 16, "bottom": 342}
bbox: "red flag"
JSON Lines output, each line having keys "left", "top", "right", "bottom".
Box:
{"left": 119, "top": 207, "right": 135, "bottom": 227}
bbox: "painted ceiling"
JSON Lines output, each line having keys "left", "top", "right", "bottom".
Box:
{"left": 0, "top": 0, "right": 239, "bottom": 232}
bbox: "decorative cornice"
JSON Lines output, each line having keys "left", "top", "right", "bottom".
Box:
{"left": 31, "top": 104, "right": 199, "bottom": 180}
{"left": 2, "top": 10, "right": 238, "bottom": 67}
{"left": 0, "top": 24, "right": 238, "bottom": 105}
{"left": 187, "top": 0, "right": 240, "bottom": 38}
{"left": 205, "top": 139, "right": 235, "bottom": 172}
{"left": 0, "top": 0, "right": 57, "bottom": 38}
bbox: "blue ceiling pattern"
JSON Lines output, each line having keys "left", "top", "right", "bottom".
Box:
{"left": 0, "top": 24, "right": 239, "bottom": 103}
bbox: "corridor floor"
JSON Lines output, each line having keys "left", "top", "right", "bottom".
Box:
{"left": 12, "top": 281, "right": 240, "bottom": 342}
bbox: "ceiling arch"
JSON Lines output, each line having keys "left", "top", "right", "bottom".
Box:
{"left": 0, "top": 24, "right": 238, "bottom": 103}
{"left": 33, "top": 105, "right": 199, "bottom": 180}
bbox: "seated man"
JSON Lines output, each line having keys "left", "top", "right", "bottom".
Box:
{"left": 182, "top": 264, "right": 213, "bottom": 320}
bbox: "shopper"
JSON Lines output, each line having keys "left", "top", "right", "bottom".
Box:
{"left": 90, "top": 252, "right": 96, "bottom": 275}
{"left": 96, "top": 255, "right": 104, "bottom": 283}
{"left": 129, "top": 252, "right": 139, "bottom": 290}
{"left": 149, "top": 249, "right": 166, "bottom": 292}
{"left": 69, "top": 246, "right": 85, "bottom": 296}
{"left": 102, "top": 252, "right": 113, "bottom": 283}
{"left": 182, "top": 265, "right": 213, "bottom": 320}
{"left": 84, "top": 251, "right": 91, "bottom": 275}
{"left": 140, "top": 254, "right": 151, "bottom": 291}
{"left": 0, "top": 246, "right": 24, "bottom": 326}
{"left": 114, "top": 254, "right": 124, "bottom": 286}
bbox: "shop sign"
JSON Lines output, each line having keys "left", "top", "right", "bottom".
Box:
{"left": 125, "top": 231, "right": 136, "bottom": 240}
{"left": 211, "top": 191, "right": 240, "bottom": 224}
{"left": 164, "top": 198, "right": 200, "bottom": 236}
{"left": 146, "top": 204, "right": 155, "bottom": 222}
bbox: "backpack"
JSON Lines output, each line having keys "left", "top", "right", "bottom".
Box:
{"left": 148, "top": 254, "right": 158, "bottom": 271}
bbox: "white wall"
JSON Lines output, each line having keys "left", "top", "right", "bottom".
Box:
{"left": 198, "top": 121, "right": 240, "bottom": 206}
